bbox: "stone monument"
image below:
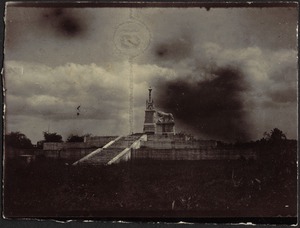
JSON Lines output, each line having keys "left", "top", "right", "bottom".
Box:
{"left": 143, "top": 87, "right": 175, "bottom": 135}
{"left": 156, "top": 110, "right": 175, "bottom": 135}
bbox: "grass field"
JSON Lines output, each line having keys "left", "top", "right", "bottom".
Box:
{"left": 3, "top": 155, "right": 297, "bottom": 222}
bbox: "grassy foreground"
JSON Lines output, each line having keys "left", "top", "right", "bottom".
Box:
{"left": 3, "top": 156, "right": 297, "bottom": 221}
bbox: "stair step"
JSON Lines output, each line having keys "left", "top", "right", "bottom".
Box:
{"left": 76, "top": 134, "right": 144, "bottom": 165}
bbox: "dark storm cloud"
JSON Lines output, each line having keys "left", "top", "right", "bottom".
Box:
{"left": 4, "top": 6, "right": 298, "bottom": 142}
{"left": 40, "top": 8, "right": 87, "bottom": 38}
{"left": 153, "top": 36, "right": 193, "bottom": 61}
{"left": 156, "top": 66, "right": 251, "bottom": 142}
{"left": 146, "top": 7, "right": 297, "bottom": 140}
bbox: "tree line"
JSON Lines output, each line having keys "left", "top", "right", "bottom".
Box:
{"left": 5, "top": 128, "right": 293, "bottom": 150}
{"left": 5, "top": 131, "right": 90, "bottom": 149}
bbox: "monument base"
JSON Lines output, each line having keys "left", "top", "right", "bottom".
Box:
{"left": 143, "top": 123, "right": 156, "bottom": 134}
{"left": 156, "top": 122, "right": 175, "bottom": 135}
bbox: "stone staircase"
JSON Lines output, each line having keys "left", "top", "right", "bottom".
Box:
{"left": 73, "top": 134, "right": 145, "bottom": 165}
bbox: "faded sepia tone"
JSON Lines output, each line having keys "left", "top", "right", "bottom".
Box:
{"left": 3, "top": 2, "right": 298, "bottom": 223}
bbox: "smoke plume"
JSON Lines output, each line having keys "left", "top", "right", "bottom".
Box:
{"left": 156, "top": 66, "right": 251, "bottom": 142}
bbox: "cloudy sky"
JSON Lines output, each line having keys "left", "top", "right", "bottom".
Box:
{"left": 4, "top": 3, "right": 298, "bottom": 143}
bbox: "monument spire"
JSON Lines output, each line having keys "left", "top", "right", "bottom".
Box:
{"left": 143, "top": 86, "right": 156, "bottom": 134}
{"left": 146, "top": 87, "right": 154, "bottom": 110}
{"left": 148, "top": 87, "right": 152, "bottom": 102}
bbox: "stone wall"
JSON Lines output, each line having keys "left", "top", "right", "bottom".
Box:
{"left": 132, "top": 148, "right": 257, "bottom": 160}
{"left": 42, "top": 148, "right": 96, "bottom": 162}
{"left": 156, "top": 122, "right": 175, "bottom": 135}
{"left": 84, "top": 136, "right": 118, "bottom": 147}
{"left": 141, "top": 135, "right": 217, "bottom": 149}
{"left": 43, "top": 136, "right": 118, "bottom": 151}
{"left": 34, "top": 134, "right": 256, "bottom": 162}
{"left": 43, "top": 142, "right": 97, "bottom": 150}
{"left": 41, "top": 136, "right": 119, "bottom": 162}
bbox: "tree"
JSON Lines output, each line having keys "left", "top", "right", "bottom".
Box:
{"left": 263, "top": 128, "right": 287, "bottom": 142}
{"left": 5, "top": 132, "right": 33, "bottom": 149}
{"left": 269, "top": 128, "right": 287, "bottom": 141}
{"left": 43, "top": 132, "right": 63, "bottom": 142}
{"left": 66, "top": 134, "right": 84, "bottom": 142}
{"left": 258, "top": 128, "right": 292, "bottom": 181}
{"left": 36, "top": 140, "right": 45, "bottom": 149}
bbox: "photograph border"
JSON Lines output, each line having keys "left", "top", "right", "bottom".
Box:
{"left": 1, "top": 0, "right": 299, "bottom": 226}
